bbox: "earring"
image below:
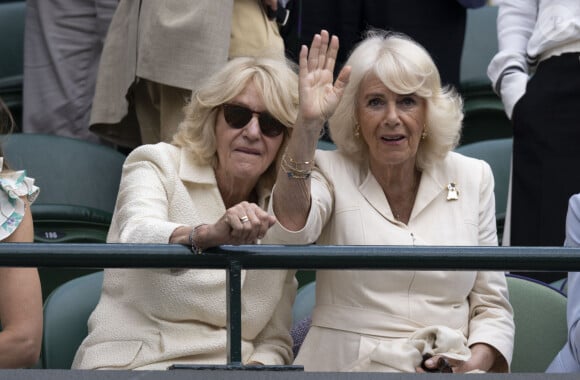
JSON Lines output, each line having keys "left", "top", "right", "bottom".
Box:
{"left": 421, "top": 124, "right": 428, "bottom": 140}
{"left": 354, "top": 123, "right": 360, "bottom": 138}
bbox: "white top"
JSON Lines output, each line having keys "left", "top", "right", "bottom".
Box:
{"left": 487, "top": 0, "right": 580, "bottom": 118}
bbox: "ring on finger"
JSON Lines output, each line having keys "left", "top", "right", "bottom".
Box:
{"left": 239, "top": 215, "right": 250, "bottom": 224}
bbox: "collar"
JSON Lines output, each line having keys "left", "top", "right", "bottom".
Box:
{"left": 358, "top": 155, "right": 453, "bottom": 223}
{"left": 177, "top": 147, "right": 271, "bottom": 208}
{"left": 177, "top": 148, "right": 218, "bottom": 185}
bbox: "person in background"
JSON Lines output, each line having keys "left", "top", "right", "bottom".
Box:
{"left": 72, "top": 56, "right": 298, "bottom": 370}
{"left": 282, "top": 0, "right": 487, "bottom": 90}
{"left": 0, "top": 99, "right": 43, "bottom": 368}
{"left": 89, "top": 0, "right": 284, "bottom": 149}
{"left": 547, "top": 193, "right": 580, "bottom": 373}
{"left": 22, "top": 0, "right": 118, "bottom": 143}
{"left": 487, "top": 0, "right": 580, "bottom": 283}
{"left": 264, "top": 30, "right": 514, "bottom": 373}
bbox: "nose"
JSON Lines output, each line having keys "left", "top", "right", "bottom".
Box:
{"left": 243, "top": 114, "right": 261, "bottom": 139}
{"left": 384, "top": 103, "right": 400, "bottom": 126}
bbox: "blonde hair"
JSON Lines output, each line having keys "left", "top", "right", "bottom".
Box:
{"left": 173, "top": 56, "right": 299, "bottom": 187}
{"left": 329, "top": 30, "right": 463, "bottom": 170}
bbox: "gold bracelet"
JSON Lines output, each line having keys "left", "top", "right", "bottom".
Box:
{"left": 281, "top": 152, "right": 313, "bottom": 179}
{"left": 188, "top": 225, "right": 205, "bottom": 255}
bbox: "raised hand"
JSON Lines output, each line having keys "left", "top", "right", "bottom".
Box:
{"left": 298, "top": 30, "right": 351, "bottom": 128}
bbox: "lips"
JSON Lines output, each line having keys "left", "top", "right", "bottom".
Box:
{"left": 381, "top": 135, "right": 405, "bottom": 142}
{"left": 235, "top": 147, "right": 261, "bottom": 155}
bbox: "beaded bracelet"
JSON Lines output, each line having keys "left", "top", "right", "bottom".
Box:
{"left": 188, "top": 225, "right": 205, "bottom": 255}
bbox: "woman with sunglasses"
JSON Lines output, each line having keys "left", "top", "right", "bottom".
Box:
{"left": 72, "top": 56, "right": 299, "bottom": 370}
{"left": 264, "top": 30, "right": 514, "bottom": 373}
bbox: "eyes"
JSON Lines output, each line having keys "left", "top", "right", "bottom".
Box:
{"left": 367, "top": 95, "right": 418, "bottom": 109}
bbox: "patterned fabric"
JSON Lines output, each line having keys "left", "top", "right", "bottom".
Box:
{"left": 0, "top": 158, "right": 39, "bottom": 241}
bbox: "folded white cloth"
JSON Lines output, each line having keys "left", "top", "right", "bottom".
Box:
{"left": 343, "top": 325, "right": 473, "bottom": 373}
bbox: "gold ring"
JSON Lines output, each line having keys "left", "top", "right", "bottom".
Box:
{"left": 240, "top": 215, "right": 249, "bottom": 223}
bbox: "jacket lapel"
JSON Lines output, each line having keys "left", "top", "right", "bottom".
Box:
{"left": 358, "top": 159, "right": 453, "bottom": 223}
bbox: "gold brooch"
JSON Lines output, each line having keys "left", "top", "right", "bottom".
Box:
{"left": 447, "top": 182, "right": 459, "bottom": 201}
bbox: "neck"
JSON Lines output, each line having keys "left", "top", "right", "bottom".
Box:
{"left": 371, "top": 162, "right": 421, "bottom": 224}
{"left": 215, "top": 166, "right": 258, "bottom": 208}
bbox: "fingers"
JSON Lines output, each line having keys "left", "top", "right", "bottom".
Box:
{"left": 307, "top": 33, "right": 321, "bottom": 72}
{"left": 419, "top": 355, "right": 455, "bottom": 373}
{"left": 324, "top": 35, "right": 339, "bottom": 72}
{"left": 225, "top": 202, "right": 275, "bottom": 244}
{"left": 335, "top": 65, "right": 351, "bottom": 92}
{"left": 306, "top": 30, "right": 338, "bottom": 73}
{"left": 317, "top": 30, "right": 330, "bottom": 70}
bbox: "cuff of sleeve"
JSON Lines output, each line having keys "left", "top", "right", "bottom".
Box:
{"left": 500, "top": 71, "right": 528, "bottom": 119}
{"left": 248, "top": 350, "right": 287, "bottom": 366}
{"left": 262, "top": 187, "right": 319, "bottom": 245}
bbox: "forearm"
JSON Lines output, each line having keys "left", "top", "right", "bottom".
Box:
{"left": 273, "top": 117, "right": 321, "bottom": 231}
{"left": 0, "top": 268, "right": 43, "bottom": 368}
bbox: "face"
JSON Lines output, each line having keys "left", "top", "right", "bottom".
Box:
{"left": 214, "top": 81, "right": 285, "bottom": 184}
{"left": 356, "top": 73, "right": 427, "bottom": 173}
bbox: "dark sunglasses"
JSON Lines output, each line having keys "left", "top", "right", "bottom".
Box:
{"left": 222, "top": 103, "right": 286, "bottom": 138}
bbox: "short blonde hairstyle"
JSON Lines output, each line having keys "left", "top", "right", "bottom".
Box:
{"left": 329, "top": 30, "right": 463, "bottom": 170}
{"left": 173, "top": 56, "right": 299, "bottom": 187}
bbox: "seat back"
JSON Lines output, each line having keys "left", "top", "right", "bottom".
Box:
{"left": 2, "top": 133, "right": 125, "bottom": 299}
{"left": 41, "top": 271, "right": 104, "bottom": 369}
{"left": 460, "top": 6, "right": 499, "bottom": 84}
{"left": 455, "top": 138, "right": 512, "bottom": 242}
{"left": 459, "top": 6, "right": 512, "bottom": 145}
{"left": 2, "top": 133, "right": 126, "bottom": 213}
{"left": 507, "top": 274, "right": 568, "bottom": 372}
{"left": 2, "top": 133, "right": 126, "bottom": 241}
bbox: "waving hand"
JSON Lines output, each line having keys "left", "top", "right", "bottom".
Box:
{"left": 298, "top": 30, "right": 351, "bottom": 129}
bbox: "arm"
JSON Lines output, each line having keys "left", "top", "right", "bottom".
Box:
{"left": 478, "top": 160, "right": 499, "bottom": 246}
{"left": 0, "top": 198, "right": 43, "bottom": 368}
{"left": 564, "top": 195, "right": 580, "bottom": 366}
{"left": 464, "top": 271, "right": 514, "bottom": 372}
{"left": 422, "top": 161, "right": 513, "bottom": 373}
{"left": 113, "top": 147, "right": 276, "bottom": 247}
{"left": 272, "top": 30, "right": 350, "bottom": 231}
{"left": 466, "top": 161, "right": 513, "bottom": 372}
{"left": 487, "top": 0, "right": 538, "bottom": 118}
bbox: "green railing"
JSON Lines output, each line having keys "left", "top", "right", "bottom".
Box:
{"left": 1, "top": 243, "right": 580, "bottom": 369}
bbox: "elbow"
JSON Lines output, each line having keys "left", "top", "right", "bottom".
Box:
{"left": 8, "top": 333, "right": 42, "bottom": 368}
{"left": 17, "top": 336, "right": 42, "bottom": 368}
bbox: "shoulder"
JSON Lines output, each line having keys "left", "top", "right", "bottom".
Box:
{"left": 124, "top": 143, "right": 181, "bottom": 168}
{"left": 442, "top": 151, "right": 493, "bottom": 179}
{"left": 314, "top": 149, "right": 362, "bottom": 178}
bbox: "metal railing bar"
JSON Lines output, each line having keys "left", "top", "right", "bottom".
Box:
{"left": 2, "top": 242, "right": 579, "bottom": 368}
{"left": 227, "top": 260, "right": 242, "bottom": 365}
{"left": 1, "top": 243, "right": 580, "bottom": 271}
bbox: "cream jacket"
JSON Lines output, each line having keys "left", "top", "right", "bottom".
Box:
{"left": 72, "top": 143, "right": 296, "bottom": 370}
{"left": 265, "top": 149, "right": 515, "bottom": 372}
